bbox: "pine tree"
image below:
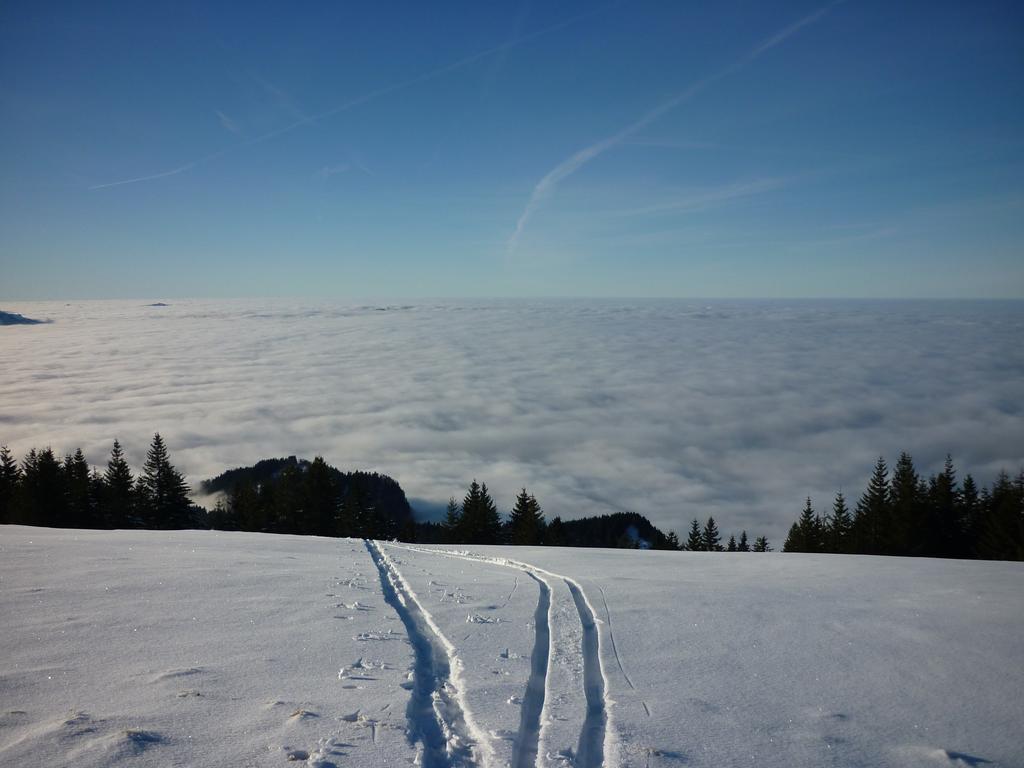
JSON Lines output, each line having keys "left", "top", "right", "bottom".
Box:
{"left": 666, "top": 530, "right": 681, "bottom": 551}
{"left": 0, "top": 445, "right": 21, "bottom": 524}
{"left": 686, "top": 518, "right": 704, "bottom": 551}
{"left": 442, "top": 497, "right": 462, "bottom": 543}
{"left": 785, "top": 497, "right": 820, "bottom": 552}
{"left": 826, "top": 491, "right": 853, "bottom": 553}
{"left": 65, "top": 448, "right": 93, "bottom": 528}
{"left": 977, "top": 471, "right": 1024, "bottom": 561}
{"left": 136, "top": 434, "right": 191, "bottom": 529}
{"left": 103, "top": 440, "right": 135, "bottom": 528}
{"left": 702, "top": 516, "right": 723, "bottom": 551}
{"left": 889, "top": 452, "right": 922, "bottom": 555}
{"left": 508, "top": 488, "right": 545, "bottom": 545}
{"left": 737, "top": 530, "right": 750, "bottom": 552}
{"left": 457, "top": 480, "right": 503, "bottom": 544}
{"left": 544, "top": 516, "right": 566, "bottom": 546}
{"left": 930, "top": 454, "right": 961, "bottom": 558}
{"left": 959, "top": 474, "right": 982, "bottom": 555}
{"left": 853, "top": 457, "right": 889, "bottom": 554}
{"left": 753, "top": 536, "right": 771, "bottom": 552}
{"left": 727, "top": 534, "right": 737, "bottom": 552}
{"left": 22, "top": 448, "right": 67, "bottom": 527}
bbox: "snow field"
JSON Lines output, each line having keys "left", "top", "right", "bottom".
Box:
{"left": 0, "top": 527, "right": 420, "bottom": 767}
{"left": 2, "top": 527, "right": 1022, "bottom": 768}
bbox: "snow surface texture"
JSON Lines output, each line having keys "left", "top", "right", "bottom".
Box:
{"left": 1, "top": 298, "right": 1022, "bottom": 541}
{"left": 1, "top": 526, "right": 1023, "bottom": 767}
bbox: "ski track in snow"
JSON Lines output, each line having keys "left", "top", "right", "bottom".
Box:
{"left": 566, "top": 580, "right": 606, "bottom": 768}
{"left": 511, "top": 572, "right": 550, "bottom": 768}
{"left": 382, "top": 542, "right": 617, "bottom": 768}
{"left": 364, "top": 540, "right": 494, "bottom": 768}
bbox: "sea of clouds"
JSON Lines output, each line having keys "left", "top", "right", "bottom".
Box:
{"left": 1, "top": 298, "right": 1022, "bottom": 542}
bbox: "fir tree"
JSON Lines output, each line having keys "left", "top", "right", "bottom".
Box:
{"left": 458, "top": 480, "right": 503, "bottom": 544}
{"left": 930, "top": 454, "right": 961, "bottom": 558}
{"left": 727, "top": 534, "right": 737, "bottom": 552}
{"left": 508, "top": 488, "right": 545, "bottom": 545}
{"left": 65, "top": 448, "right": 94, "bottom": 528}
{"left": 0, "top": 445, "right": 21, "bottom": 524}
{"left": 785, "top": 498, "right": 821, "bottom": 552}
{"left": 853, "top": 456, "right": 889, "bottom": 554}
{"left": 103, "top": 440, "right": 135, "bottom": 528}
{"left": 702, "top": 516, "right": 723, "bottom": 551}
{"left": 753, "top": 536, "right": 771, "bottom": 552}
{"left": 136, "top": 433, "right": 191, "bottom": 529}
{"left": 737, "top": 530, "right": 750, "bottom": 552}
{"left": 544, "top": 516, "right": 566, "bottom": 546}
{"left": 826, "top": 491, "right": 853, "bottom": 553}
{"left": 889, "top": 452, "right": 923, "bottom": 555}
{"left": 686, "top": 518, "right": 704, "bottom": 551}
{"left": 442, "top": 497, "right": 462, "bottom": 543}
{"left": 665, "top": 530, "right": 681, "bottom": 551}
{"left": 960, "top": 474, "right": 982, "bottom": 555}
{"left": 22, "top": 448, "right": 66, "bottom": 527}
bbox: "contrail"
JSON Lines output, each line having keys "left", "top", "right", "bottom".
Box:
{"left": 89, "top": 4, "right": 614, "bottom": 191}
{"left": 507, "top": 1, "right": 842, "bottom": 252}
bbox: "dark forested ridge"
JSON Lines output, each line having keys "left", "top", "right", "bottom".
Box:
{"left": 204, "top": 456, "right": 414, "bottom": 540}
{"left": 1, "top": 437, "right": 763, "bottom": 550}
{"left": 784, "top": 453, "right": 1024, "bottom": 561}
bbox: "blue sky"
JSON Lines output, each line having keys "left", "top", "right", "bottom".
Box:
{"left": 1, "top": 0, "right": 1022, "bottom": 299}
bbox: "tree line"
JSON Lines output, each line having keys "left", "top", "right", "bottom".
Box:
{"left": 2, "top": 437, "right": 772, "bottom": 551}
{"left": 0, "top": 435, "right": 199, "bottom": 530}
{"left": 783, "top": 453, "right": 1024, "bottom": 560}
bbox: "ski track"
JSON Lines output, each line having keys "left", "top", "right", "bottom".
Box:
{"left": 597, "top": 585, "right": 634, "bottom": 691}
{"left": 382, "top": 542, "right": 616, "bottom": 768}
{"left": 511, "top": 572, "right": 550, "bottom": 768}
{"left": 364, "top": 540, "right": 494, "bottom": 768}
{"left": 567, "top": 579, "right": 606, "bottom": 768}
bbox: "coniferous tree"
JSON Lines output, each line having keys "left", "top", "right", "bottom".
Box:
{"left": 702, "top": 516, "right": 723, "bottom": 551}
{"left": 785, "top": 498, "right": 821, "bottom": 552}
{"left": 976, "top": 471, "right": 1024, "bottom": 561}
{"left": 103, "top": 440, "right": 135, "bottom": 528}
{"left": 22, "top": 448, "right": 66, "bottom": 527}
{"left": 959, "top": 474, "right": 982, "bottom": 555}
{"left": 737, "top": 530, "right": 750, "bottom": 552}
{"left": 544, "top": 516, "right": 566, "bottom": 546}
{"left": 889, "top": 452, "right": 923, "bottom": 555}
{"left": 727, "top": 534, "right": 737, "bottom": 552}
{"left": 929, "top": 454, "right": 961, "bottom": 558}
{"left": 826, "top": 491, "right": 853, "bottom": 553}
{"left": 65, "top": 448, "right": 94, "bottom": 528}
{"left": 753, "top": 536, "right": 771, "bottom": 552}
{"left": 442, "top": 497, "right": 462, "bottom": 543}
{"left": 458, "top": 480, "right": 503, "bottom": 544}
{"left": 665, "top": 530, "right": 681, "bottom": 551}
{"left": 508, "top": 488, "right": 545, "bottom": 545}
{"left": 686, "top": 518, "right": 704, "bottom": 551}
{"left": 136, "top": 433, "right": 191, "bottom": 529}
{"left": 853, "top": 457, "right": 889, "bottom": 554}
{"left": 0, "top": 445, "right": 21, "bottom": 524}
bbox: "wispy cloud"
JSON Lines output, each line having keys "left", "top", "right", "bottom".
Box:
{"left": 613, "top": 177, "right": 790, "bottom": 217}
{"left": 215, "top": 110, "right": 241, "bottom": 134}
{"left": 89, "top": 162, "right": 197, "bottom": 191}
{"left": 507, "top": 2, "right": 841, "bottom": 252}
{"left": 89, "top": 5, "right": 611, "bottom": 192}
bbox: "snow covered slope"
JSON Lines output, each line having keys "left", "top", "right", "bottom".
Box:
{"left": 1, "top": 526, "right": 1021, "bottom": 767}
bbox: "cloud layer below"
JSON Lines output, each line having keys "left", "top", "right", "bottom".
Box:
{"left": 1, "top": 299, "right": 1021, "bottom": 542}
